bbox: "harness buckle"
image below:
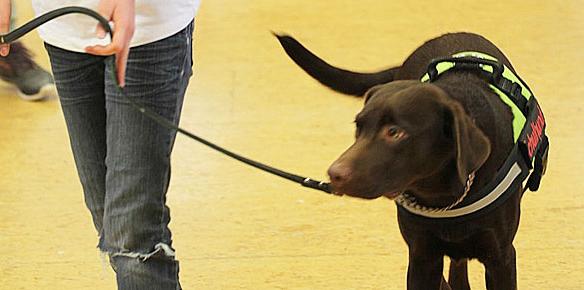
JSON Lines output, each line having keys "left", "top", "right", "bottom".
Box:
{"left": 494, "top": 77, "right": 528, "bottom": 114}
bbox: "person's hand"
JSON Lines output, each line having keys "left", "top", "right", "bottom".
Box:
{"left": 85, "top": 0, "right": 135, "bottom": 87}
{"left": 0, "top": 0, "right": 11, "bottom": 56}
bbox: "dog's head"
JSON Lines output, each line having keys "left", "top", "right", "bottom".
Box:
{"left": 327, "top": 80, "right": 491, "bottom": 200}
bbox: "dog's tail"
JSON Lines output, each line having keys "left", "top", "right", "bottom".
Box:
{"left": 274, "top": 33, "right": 398, "bottom": 97}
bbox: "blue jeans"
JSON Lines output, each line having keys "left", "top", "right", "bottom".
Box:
{"left": 45, "top": 21, "right": 194, "bottom": 290}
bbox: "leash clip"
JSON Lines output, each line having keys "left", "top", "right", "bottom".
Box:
{"left": 302, "top": 178, "right": 332, "bottom": 194}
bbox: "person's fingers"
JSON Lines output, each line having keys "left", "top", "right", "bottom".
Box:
{"left": 85, "top": 0, "right": 135, "bottom": 87}
{"left": 85, "top": 23, "right": 130, "bottom": 54}
{"left": 85, "top": 43, "right": 118, "bottom": 56}
{"left": 111, "top": 26, "right": 131, "bottom": 87}
{"left": 94, "top": 0, "right": 114, "bottom": 39}
{"left": 95, "top": 24, "right": 107, "bottom": 39}
{"left": 85, "top": 28, "right": 131, "bottom": 87}
{"left": 0, "top": 42, "right": 9, "bottom": 57}
{"left": 116, "top": 45, "right": 129, "bottom": 87}
{"left": 0, "top": 0, "right": 12, "bottom": 56}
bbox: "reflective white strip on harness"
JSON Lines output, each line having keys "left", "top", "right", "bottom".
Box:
{"left": 397, "top": 162, "right": 522, "bottom": 218}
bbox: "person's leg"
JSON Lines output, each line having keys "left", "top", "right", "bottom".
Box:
{"left": 44, "top": 43, "right": 107, "bottom": 234}
{"left": 101, "top": 21, "right": 194, "bottom": 290}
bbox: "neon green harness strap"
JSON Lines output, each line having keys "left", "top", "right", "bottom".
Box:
{"left": 421, "top": 51, "right": 531, "bottom": 141}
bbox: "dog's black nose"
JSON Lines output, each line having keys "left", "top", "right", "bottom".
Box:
{"left": 328, "top": 162, "right": 352, "bottom": 187}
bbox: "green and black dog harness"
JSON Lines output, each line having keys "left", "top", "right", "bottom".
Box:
{"left": 396, "top": 51, "right": 549, "bottom": 221}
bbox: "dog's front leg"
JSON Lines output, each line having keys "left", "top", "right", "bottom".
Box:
{"left": 407, "top": 251, "right": 447, "bottom": 290}
{"left": 483, "top": 245, "right": 517, "bottom": 290}
{"left": 448, "top": 258, "right": 470, "bottom": 290}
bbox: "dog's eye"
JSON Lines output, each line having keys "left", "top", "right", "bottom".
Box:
{"left": 388, "top": 127, "right": 399, "bottom": 136}
{"left": 385, "top": 126, "right": 407, "bottom": 141}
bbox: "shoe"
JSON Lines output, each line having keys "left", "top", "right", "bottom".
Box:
{"left": 0, "top": 42, "right": 58, "bottom": 101}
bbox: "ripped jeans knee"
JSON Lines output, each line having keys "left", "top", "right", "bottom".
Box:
{"left": 104, "top": 243, "right": 181, "bottom": 290}
{"left": 109, "top": 243, "right": 176, "bottom": 262}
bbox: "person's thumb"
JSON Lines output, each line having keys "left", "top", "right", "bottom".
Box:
{"left": 0, "top": 0, "right": 12, "bottom": 56}
{"left": 94, "top": 0, "right": 114, "bottom": 39}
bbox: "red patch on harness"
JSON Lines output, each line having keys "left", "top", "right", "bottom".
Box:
{"left": 526, "top": 104, "right": 545, "bottom": 159}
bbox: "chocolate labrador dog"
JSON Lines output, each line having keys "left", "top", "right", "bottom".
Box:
{"left": 275, "top": 32, "right": 533, "bottom": 290}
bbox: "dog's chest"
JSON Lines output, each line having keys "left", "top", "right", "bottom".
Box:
{"left": 437, "top": 226, "right": 504, "bottom": 260}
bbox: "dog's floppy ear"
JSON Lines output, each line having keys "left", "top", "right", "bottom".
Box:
{"left": 445, "top": 101, "right": 491, "bottom": 184}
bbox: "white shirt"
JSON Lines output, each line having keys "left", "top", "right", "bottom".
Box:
{"left": 31, "top": 0, "right": 200, "bottom": 52}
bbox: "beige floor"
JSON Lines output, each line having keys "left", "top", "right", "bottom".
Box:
{"left": 1, "top": 1, "right": 583, "bottom": 289}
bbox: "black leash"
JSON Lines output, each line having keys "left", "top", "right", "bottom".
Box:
{"left": 2, "top": 6, "right": 332, "bottom": 194}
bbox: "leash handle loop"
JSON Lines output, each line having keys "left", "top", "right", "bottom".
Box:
{"left": 0, "top": 6, "right": 111, "bottom": 44}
